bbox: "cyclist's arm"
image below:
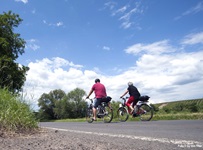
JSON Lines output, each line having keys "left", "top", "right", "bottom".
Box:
{"left": 120, "top": 90, "right": 128, "bottom": 98}
{"left": 86, "top": 89, "right": 94, "bottom": 99}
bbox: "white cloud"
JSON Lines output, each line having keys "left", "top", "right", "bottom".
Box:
{"left": 15, "top": 0, "right": 28, "bottom": 4}
{"left": 103, "top": 46, "right": 111, "bottom": 51}
{"left": 181, "top": 32, "right": 203, "bottom": 45}
{"left": 104, "top": 1, "right": 144, "bottom": 29}
{"left": 31, "top": 9, "right": 36, "bottom": 14}
{"left": 22, "top": 32, "right": 203, "bottom": 110}
{"left": 43, "top": 20, "right": 64, "bottom": 27}
{"left": 23, "top": 51, "right": 203, "bottom": 111}
{"left": 182, "top": 1, "right": 203, "bottom": 15}
{"left": 104, "top": 2, "right": 117, "bottom": 10}
{"left": 125, "top": 40, "right": 174, "bottom": 55}
{"left": 175, "top": 1, "right": 203, "bottom": 20}
{"left": 56, "top": 22, "right": 63, "bottom": 27}
{"left": 112, "top": 5, "right": 129, "bottom": 16}
{"left": 26, "top": 39, "right": 40, "bottom": 51}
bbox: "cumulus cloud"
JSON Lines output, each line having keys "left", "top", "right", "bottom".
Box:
{"left": 23, "top": 32, "right": 203, "bottom": 110}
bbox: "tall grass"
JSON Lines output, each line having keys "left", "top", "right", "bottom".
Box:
{"left": 0, "top": 88, "right": 38, "bottom": 133}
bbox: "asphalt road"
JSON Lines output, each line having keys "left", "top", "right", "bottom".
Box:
{"left": 40, "top": 120, "right": 203, "bottom": 149}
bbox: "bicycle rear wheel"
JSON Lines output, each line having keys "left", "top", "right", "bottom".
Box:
{"left": 86, "top": 108, "right": 93, "bottom": 123}
{"left": 117, "top": 107, "right": 129, "bottom": 122}
{"left": 103, "top": 106, "right": 113, "bottom": 123}
{"left": 138, "top": 104, "right": 153, "bottom": 121}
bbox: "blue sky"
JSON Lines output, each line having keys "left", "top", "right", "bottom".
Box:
{"left": 1, "top": 0, "right": 203, "bottom": 110}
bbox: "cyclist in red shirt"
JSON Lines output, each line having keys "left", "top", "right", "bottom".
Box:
{"left": 86, "top": 78, "right": 107, "bottom": 121}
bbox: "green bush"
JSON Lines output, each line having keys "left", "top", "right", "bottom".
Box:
{"left": 0, "top": 88, "right": 38, "bottom": 132}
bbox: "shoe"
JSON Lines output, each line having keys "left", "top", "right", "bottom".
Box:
{"left": 129, "top": 109, "right": 134, "bottom": 115}
{"left": 140, "top": 110, "right": 147, "bottom": 115}
{"left": 92, "top": 118, "right": 97, "bottom": 121}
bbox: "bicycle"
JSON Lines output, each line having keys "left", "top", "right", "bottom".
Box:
{"left": 86, "top": 98, "right": 113, "bottom": 123}
{"left": 117, "top": 95, "right": 153, "bottom": 122}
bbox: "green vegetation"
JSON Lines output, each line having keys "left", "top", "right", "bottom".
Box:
{"left": 150, "top": 99, "right": 203, "bottom": 120}
{"left": 0, "top": 11, "right": 29, "bottom": 93}
{"left": 0, "top": 11, "right": 37, "bottom": 134}
{"left": 0, "top": 88, "right": 38, "bottom": 133}
{"left": 37, "top": 88, "right": 87, "bottom": 121}
{"left": 42, "top": 98, "right": 203, "bottom": 122}
{"left": 0, "top": 10, "right": 202, "bottom": 130}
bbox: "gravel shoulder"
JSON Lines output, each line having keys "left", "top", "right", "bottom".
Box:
{"left": 1, "top": 126, "right": 202, "bottom": 150}
{"left": 0, "top": 128, "right": 123, "bottom": 150}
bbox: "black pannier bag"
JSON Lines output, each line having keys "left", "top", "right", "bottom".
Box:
{"left": 139, "top": 95, "right": 150, "bottom": 101}
{"left": 101, "top": 96, "right": 112, "bottom": 103}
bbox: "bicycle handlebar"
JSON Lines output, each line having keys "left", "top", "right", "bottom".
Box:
{"left": 86, "top": 98, "right": 93, "bottom": 103}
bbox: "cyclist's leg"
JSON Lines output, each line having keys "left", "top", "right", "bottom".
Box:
{"left": 93, "top": 99, "right": 99, "bottom": 120}
{"left": 132, "top": 99, "right": 138, "bottom": 114}
{"left": 126, "top": 96, "right": 134, "bottom": 114}
{"left": 93, "top": 98, "right": 102, "bottom": 120}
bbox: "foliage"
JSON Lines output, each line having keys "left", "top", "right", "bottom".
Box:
{"left": 38, "top": 88, "right": 87, "bottom": 120}
{"left": 150, "top": 103, "right": 159, "bottom": 112}
{"left": 0, "top": 88, "right": 38, "bottom": 132}
{"left": 0, "top": 11, "right": 29, "bottom": 93}
{"left": 158, "top": 99, "right": 203, "bottom": 113}
{"left": 37, "top": 88, "right": 203, "bottom": 121}
{"left": 38, "top": 89, "right": 66, "bottom": 120}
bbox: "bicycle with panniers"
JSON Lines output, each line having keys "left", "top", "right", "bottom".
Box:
{"left": 117, "top": 95, "right": 153, "bottom": 122}
{"left": 86, "top": 96, "right": 113, "bottom": 123}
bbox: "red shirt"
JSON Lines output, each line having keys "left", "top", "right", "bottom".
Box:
{"left": 92, "top": 82, "right": 107, "bottom": 98}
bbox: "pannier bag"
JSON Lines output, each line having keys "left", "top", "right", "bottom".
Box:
{"left": 139, "top": 95, "right": 150, "bottom": 101}
{"left": 101, "top": 96, "right": 112, "bottom": 103}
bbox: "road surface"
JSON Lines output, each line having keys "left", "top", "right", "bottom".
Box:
{"left": 39, "top": 120, "right": 203, "bottom": 150}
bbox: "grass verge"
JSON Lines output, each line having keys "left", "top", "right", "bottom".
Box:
{"left": 49, "top": 112, "right": 203, "bottom": 123}
{"left": 0, "top": 88, "right": 39, "bottom": 136}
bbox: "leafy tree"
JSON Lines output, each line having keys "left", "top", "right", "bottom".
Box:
{"left": 0, "top": 11, "right": 29, "bottom": 93}
{"left": 38, "top": 88, "right": 87, "bottom": 120}
{"left": 65, "top": 88, "right": 86, "bottom": 118}
{"left": 38, "top": 89, "right": 66, "bottom": 120}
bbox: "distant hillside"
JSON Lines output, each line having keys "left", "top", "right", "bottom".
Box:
{"left": 153, "top": 98, "right": 203, "bottom": 113}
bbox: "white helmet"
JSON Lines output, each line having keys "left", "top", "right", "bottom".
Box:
{"left": 128, "top": 82, "right": 133, "bottom": 86}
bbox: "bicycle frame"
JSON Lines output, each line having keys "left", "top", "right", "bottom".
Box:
{"left": 86, "top": 98, "right": 113, "bottom": 123}
{"left": 117, "top": 97, "right": 153, "bottom": 122}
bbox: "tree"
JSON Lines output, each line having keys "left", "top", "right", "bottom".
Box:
{"left": 38, "top": 88, "right": 87, "bottom": 120}
{"left": 0, "top": 11, "right": 29, "bottom": 93}
{"left": 38, "top": 89, "right": 66, "bottom": 120}
{"left": 65, "top": 88, "right": 86, "bottom": 118}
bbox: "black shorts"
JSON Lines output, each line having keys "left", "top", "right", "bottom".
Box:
{"left": 94, "top": 98, "right": 102, "bottom": 108}
{"left": 93, "top": 96, "right": 112, "bottom": 108}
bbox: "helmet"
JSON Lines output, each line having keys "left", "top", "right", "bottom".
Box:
{"left": 95, "top": 78, "right": 100, "bottom": 83}
{"left": 128, "top": 82, "right": 133, "bottom": 86}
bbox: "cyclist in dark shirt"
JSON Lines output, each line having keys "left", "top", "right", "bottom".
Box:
{"left": 120, "top": 82, "right": 140, "bottom": 114}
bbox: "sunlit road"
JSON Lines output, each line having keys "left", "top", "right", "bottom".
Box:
{"left": 40, "top": 120, "right": 203, "bottom": 149}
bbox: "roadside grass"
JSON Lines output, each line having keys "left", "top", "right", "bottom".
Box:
{"left": 48, "top": 112, "right": 203, "bottom": 123}
{"left": 152, "top": 112, "right": 203, "bottom": 121}
{"left": 0, "top": 88, "right": 39, "bottom": 135}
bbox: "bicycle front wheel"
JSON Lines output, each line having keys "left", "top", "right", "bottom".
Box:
{"left": 103, "top": 106, "right": 113, "bottom": 123}
{"left": 86, "top": 108, "right": 93, "bottom": 123}
{"left": 117, "top": 107, "right": 129, "bottom": 122}
{"left": 138, "top": 104, "right": 153, "bottom": 121}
